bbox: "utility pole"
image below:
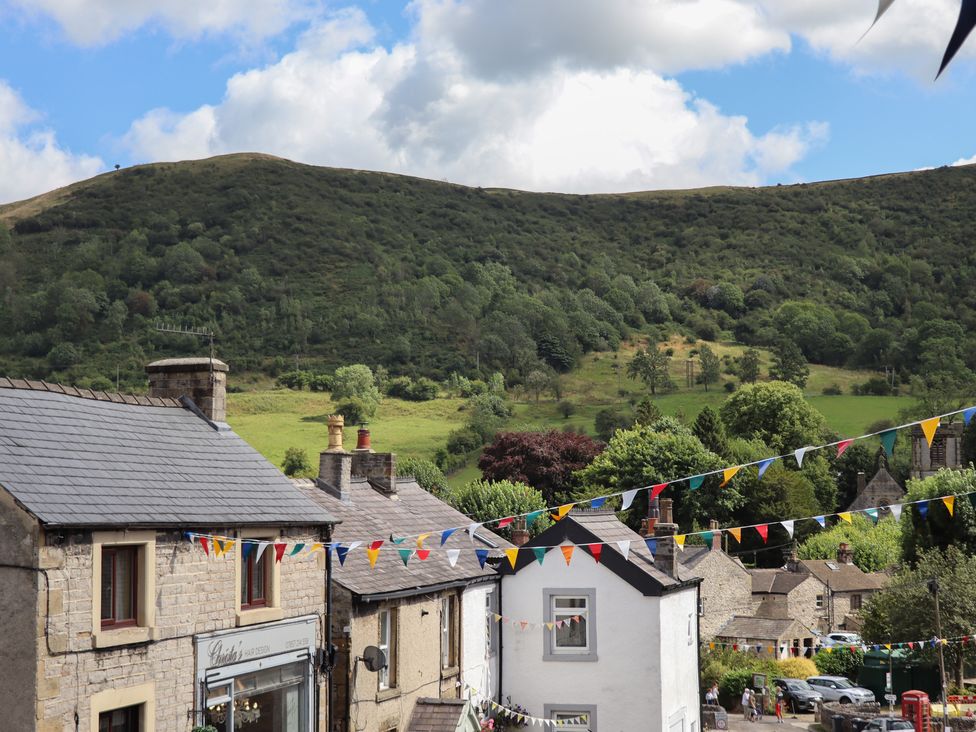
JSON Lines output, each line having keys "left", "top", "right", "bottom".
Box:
{"left": 929, "top": 579, "right": 950, "bottom": 732}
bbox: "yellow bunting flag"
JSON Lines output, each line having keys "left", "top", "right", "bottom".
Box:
{"left": 838, "top": 512, "right": 852, "bottom": 523}
{"left": 721, "top": 466, "right": 741, "bottom": 488}
{"left": 920, "top": 417, "right": 940, "bottom": 448}
{"left": 884, "top": 644, "right": 892, "bottom": 650}
{"left": 825, "top": 647, "right": 833, "bottom": 654}
{"left": 943, "top": 495, "right": 955, "bottom": 516}
{"left": 546, "top": 622, "right": 555, "bottom": 631}
{"left": 223, "top": 540, "right": 235, "bottom": 554}
{"left": 366, "top": 547, "right": 381, "bottom": 568}
{"left": 416, "top": 533, "right": 430, "bottom": 548}
{"left": 560, "top": 545, "right": 575, "bottom": 565}
{"left": 728, "top": 527, "right": 742, "bottom": 543}
{"left": 674, "top": 535, "right": 686, "bottom": 550}
{"left": 709, "top": 643, "right": 716, "bottom": 651}
{"left": 505, "top": 548, "right": 519, "bottom": 569}
{"left": 309, "top": 543, "right": 324, "bottom": 553}
{"left": 555, "top": 503, "right": 575, "bottom": 520}
{"left": 213, "top": 539, "right": 225, "bottom": 557}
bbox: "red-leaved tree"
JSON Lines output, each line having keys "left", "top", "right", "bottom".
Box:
{"left": 478, "top": 430, "right": 605, "bottom": 505}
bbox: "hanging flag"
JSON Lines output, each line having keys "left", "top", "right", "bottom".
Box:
{"left": 366, "top": 546, "right": 381, "bottom": 568}
{"left": 398, "top": 549, "right": 413, "bottom": 566}
{"left": 965, "top": 407, "right": 976, "bottom": 426}
{"left": 587, "top": 543, "right": 603, "bottom": 563}
{"left": 728, "top": 527, "right": 742, "bottom": 543}
{"left": 918, "top": 502, "right": 929, "bottom": 520}
{"left": 794, "top": 446, "right": 811, "bottom": 468}
{"left": 645, "top": 538, "right": 657, "bottom": 555}
{"left": 920, "top": 417, "right": 941, "bottom": 448}
{"left": 937, "top": 0, "right": 976, "bottom": 78}
{"left": 908, "top": 642, "right": 915, "bottom": 650}
{"left": 758, "top": 458, "right": 775, "bottom": 479}
{"left": 589, "top": 496, "right": 607, "bottom": 509}
{"left": 554, "top": 504, "right": 575, "bottom": 520}
{"left": 943, "top": 495, "right": 955, "bottom": 516}
{"left": 814, "top": 516, "right": 826, "bottom": 528}
{"left": 213, "top": 539, "right": 226, "bottom": 556}
{"left": 701, "top": 531, "right": 714, "bottom": 546}
{"left": 505, "top": 548, "right": 519, "bottom": 569}
{"left": 721, "top": 466, "right": 740, "bottom": 488}
{"left": 836, "top": 439, "right": 854, "bottom": 458}
{"left": 560, "top": 545, "right": 575, "bottom": 565}
{"left": 335, "top": 545, "right": 350, "bottom": 566}
{"left": 417, "top": 549, "right": 431, "bottom": 561}
{"left": 241, "top": 541, "right": 255, "bottom": 562}
{"left": 888, "top": 504, "right": 903, "bottom": 522}
{"left": 532, "top": 547, "right": 546, "bottom": 565}
{"left": 755, "top": 524, "right": 769, "bottom": 543}
{"left": 865, "top": 508, "right": 880, "bottom": 524}
{"left": 526, "top": 510, "right": 544, "bottom": 527}
{"left": 497, "top": 517, "right": 514, "bottom": 529}
{"left": 446, "top": 549, "right": 461, "bottom": 567}
{"left": 674, "top": 534, "right": 686, "bottom": 550}
{"left": 616, "top": 540, "right": 631, "bottom": 561}
{"left": 199, "top": 536, "right": 210, "bottom": 556}
{"left": 369, "top": 540, "right": 384, "bottom": 551}
{"left": 880, "top": 429, "right": 897, "bottom": 457}
{"left": 274, "top": 542, "right": 287, "bottom": 563}
{"left": 651, "top": 482, "right": 669, "bottom": 499}
{"left": 440, "top": 528, "right": 458, "bottom": 546}
{"left": 467, "top": 523, "right": 480, "bottom": 543}
{"left": 621, "top": 489, "right": 639, "bottom": 510}
{"left": 688, "top": 476, "right": 704, "bottom": 491}
{"left": 416, "top": 533, "right": 430, "bottom": 548}
{"left": 475, "top": 549, "right": 490, "bottom": 568}
{"left": 781, "top": 520, "right": 795, "bottom": 538}
{"left": 391, "top": 536, "right": 406, "bottom": 545}
{"left": 838, "top": 512, "right": 852, "bottom": 524}
{"left": 290, "top": 543, "right": 306, "bottom": 556}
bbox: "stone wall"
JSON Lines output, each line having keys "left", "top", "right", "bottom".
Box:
{"left": 787, "top": 576, "right": 830, "bottom": 633}
{"left": 695, "top": 552, "right": 753, "bottom": 640}
{"left": 818, "top": 701, "right": 976, "bottom": 732}
{"left": 35, "top": 526, "right": 327, "bottom": 732}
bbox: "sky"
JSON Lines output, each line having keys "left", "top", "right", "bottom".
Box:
{"left": 0, "top": 0, "right": 975, "bottom": 203}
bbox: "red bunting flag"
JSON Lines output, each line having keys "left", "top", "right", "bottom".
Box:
{"left": 560, "top": 545, "right": 575, "bottom": 565}
{"left": 732, "top": 644, "right": 738, "bottom": 651}
{"left": 369, "top": 540, "right": 384, "bottom": 550}
{"left": 650, "top": 483, "right": 669, "bottom": 500}
{"left": 587, "top": 543, "right": 603, "bottom": 563}
{"left": 274, "top": 542, "right": 287, "bottom": 563}
{"left": 836, "top": 439, "right": 854, "bottom": 457}
{"left": 416, "top": 549, "right": 431, "bottom": 561}
{"left": 497, "top": 517, "right": 514, "bottom": 529}
{"left": 908, "top": 642, "right": 915, "bottom": 650}
{"left": 199, "top": 537, "right": 210, "bottom": 556}
{"left": 755, "top": 524, "right": 769, "bottom": 543}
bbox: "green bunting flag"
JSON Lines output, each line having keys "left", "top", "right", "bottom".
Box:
{"left": 526, "top": 510, "right": 544, "bottom": 526}
{"left": 289, "top": 543, "right": 305, "bottom": 556}
{"left": 532, "top": 547, "right": 546, "bottom": 565}
{"left": 398, "top": 549, "right": 413, "bottom": 566}
{"left": 689, "top": 476, "right": 704, "bottom": 490}
{"left": 880, "top": 429, "right": 897, "bottom": 457}
{"left": 701, "top": 531, "right": 714, "bottom": 546}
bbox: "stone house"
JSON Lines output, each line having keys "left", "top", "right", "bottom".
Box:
{"left": 749, "top": 563, "right": 829, "bottom": 634}
{"left": 848, "top": 465, "right": 904, "bottom": 512}
{"left": 295, "top": 420, "right": 507, "bottom": 732}
{"left": 0, "top": 358, "right": 337, "bottom": 732}
{"left": 798, "top": 543, "right": 888, "bottom": 632}
{"left": 714, "top": 616, "right": 817, "bottom": 659}
{"left": 497, "top": 501, "right": 702, "bottom": 732}
{"left": 911, "top": 422, "right": 965, "bottom": 479}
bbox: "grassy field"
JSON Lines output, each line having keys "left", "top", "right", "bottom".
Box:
{"left": 226, "top": 339, "right": 913, "bottom": 478}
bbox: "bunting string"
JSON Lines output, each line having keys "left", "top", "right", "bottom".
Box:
{"left": 459, "top": 682, "right": 590, "bottom": 728}
{"left": 705, "top": 632, "right": 976, "bottom": 656}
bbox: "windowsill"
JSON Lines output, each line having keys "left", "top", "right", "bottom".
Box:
{"left": 543, "top": 651, "right": 598, "bottom": 662}
{"left": 441, "top": 666, "right": 460, "bottom": 680}
{"left": 236, "top": 607, "right": 284, "bottom": 627}
{"left": 376, "top": 688, "right": 401, "bottom": 703}
{"left": 92, "top": 625, "right": 155, "bottom": 649}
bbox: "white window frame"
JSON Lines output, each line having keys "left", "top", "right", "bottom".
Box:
{"left": 378, "top": 608, "right": 397, "bottom": 691}
{"left": 815, "top": 594, "right": 825, "bottom": 609}
{"left": 543, "top": 588, "right": 597, "bottom": 662}
{"left": 544, "top": 704, "right": 597, "bottom": 731}
{"left": 486, "top": 587, "right": 499, "bottom": 657}
{"left": 441, "top": 594, "right": 458, "bottom": 670}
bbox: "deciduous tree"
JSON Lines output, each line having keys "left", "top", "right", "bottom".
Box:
{"left": 627, "top": 346, "right": 674, "bottom": 396}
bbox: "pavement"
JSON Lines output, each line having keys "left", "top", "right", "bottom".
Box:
{"left": 726, "top": 712, "right": 820, "bottom": 732}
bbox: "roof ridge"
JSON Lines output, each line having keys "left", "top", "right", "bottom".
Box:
{"left": 0, "top": 377, "right": 182, "bottom": 407}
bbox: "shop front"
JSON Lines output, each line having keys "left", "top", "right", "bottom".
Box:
{"left": 196, "top": 615, "right": 319, "bottom": 732}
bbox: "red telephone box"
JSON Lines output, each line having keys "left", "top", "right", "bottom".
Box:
{"left": 902, "top": 691, "right": 931, "bottom": 732}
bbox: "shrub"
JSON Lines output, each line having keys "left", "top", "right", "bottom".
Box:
{"left": 446, "top": 428, "right": 483, "bottom": 455}
{"left": 776, "top": 657, "right": 818, "bottom": 680}
{"left": 408, "top": 377, "right": 439, "bottom": 401}
{"left": 308, "top": 373, "right": 332, "bottom": 392}
{"left": 821, "top": 383, "right": 843, "bottom": 396}
{"left": 397, "top": 457, "right": 448, "bottom": 496}
{"left": 88, "top": 376, "right": 114, "bottom": 392}
{"left": 814, "top": 646, "right": 864, "bottom": 680}
{"left": 442, "top": 479, "right": 551, "bottom": 539}
{"left": 335, "top": 398, "right": 372, "bottom": 424}
{"left": 386, "top": 376, "right": 415, "bottom": 399}
{"left": 723, "top": 381, "right": 736, "bottom": 393}
{"left": 47, "top": 342, "right": 81, "bottom": 368}
{"left": 281, "top": 447, "right": 312, "bottom": 478}
{"left": 556, "top": 401, "right": 576, "bottom": 419}
{"left": 276, "top": 370, "right": 310, "bottom": 390}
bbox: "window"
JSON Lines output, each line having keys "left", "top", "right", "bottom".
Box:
{"left": 930, "top": 436, "right": 947, "bottom": 467}
{"left": 698, "top": 596, "right": 706, "bottom": 617}
{"left": 99, "top": 705, "right": 140, "bottom": 732}
{"left": 101, "top": 547, "right": 138, "bottom": 628}
{"left": 486, "top": 589, "right": 499, "bottom": 656}
{"left": 378, "top": 608, "right": 398, "bottom": 691}
{"left": 543, "top": 588, "right": 596, "bottom": 661}
{"left": 240, "top": 547, "right": 269, "bottom": 610}
{"left": 815, "top": 595, "right": 825, "bottom": 609}
{"left": 441, "top": 595, "right": 458, "bottom": 670}
{"left": 544, "top": 705, "right": 596, "bottom": 731}
{"left": 850, "top": 594, "right": 862, "bottom": 611}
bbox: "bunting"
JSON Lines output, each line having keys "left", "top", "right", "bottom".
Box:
{"left": 781, "top": 520, "right": 794, "bottom": 538}
{"left": 920, "top": 417, "right": 941, "bottom": 448}
{"left": 616, "top": 540, "right": 631, "bottom": 561}
{"left": 645, "top": 537, "right": 657, "bottom": 556}
{"left": 880, "top": 429, "right": 897, "bottom": 457}
{"left": 794, "top": 446, "right": 811, "bottom": 468}
{"left": 446, "top": 549, "right": 461, "bottom": 567}
{"left": 440, "top": 528, "right": 457, "bottom": 546}
{"left": 398, "top": 549, "right": 413, "bottom": 566}
{"left": 587, "top": 543, "right": 603, "bottom": 563}
{"left": 554, "top": 504, "right": 574, "bottom": 520}
{"left": 621, "top": 488, "right": 639, "bottom": 510}
{"left": 274, "top": 542, "right": 287, "bottom": 563}
{"left": 688, "top": 476, "right": 704, "bottom": 491}
{"left": 728, "top": 527, "right": 742, "bottom": 543}
{"left": 651, "top": 482, "right": 670, "bottom": 499}
{"left": 838, "top": 512, "right": 853, "bottom": 524}
{"left": 755, "top": 524, "right": 769, "bottom": 543}
{"left": 943, "top": 495, "right": 956, "bottom": 516}
{"left": 836, "top": 439, "right": 854, "bottom": 458}
{"left": 721, "top": 466, "right": 740, "bottom": 488}
{"left": 889, "top": 504, "right": 903, "bottom": 522}
{"left": 475, "top": 549, "right": 489, "bottom": 569}
{"left": 758, "top": 458, "right": 775, "bottom": 479}
{"left": 560, "top": 545, "right": 575, "bottom": 565}
{"left": 589, "top": 497, "right": 606, "bottom": 509}
{"left": 532, "top": 547, "right": 547, "bottom": 565}
{"left": 674, "top": 534, "right": 686, "bottom": 550}
{"left": 366, "top": 546, "right": 381, "bottom": 568}
{"left": 918, "top": 502, "right": 929, "bottom": 520}
{"left": 505, "top": 548, "right": 519, "bottom": 569}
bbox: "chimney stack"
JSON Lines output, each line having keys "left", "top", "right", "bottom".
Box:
{"left": 856, "top": 471, "right": 866, "bottom": 494}
{"left": 640, "top": 497, "right": 661, "bottom": 538}
{"left": 653, "top": 498, "right": 678, "bottom": 578}
{"left": 511, "top": 517, "right": 530, "bottom": 547}
{"left": 837, "top": 542, "right": 854, "bottom": 565}
{"left": 784, "top": 543, "right": 800, "bottom": 573}
{"left": 709, "top": 519, "right": 722, "bottom": 552}
{"left": 356, "top": 427, "right": 372, "bottom": 452}
{"left": 146, "top": 357, "right": 228, "bottom": 423}
{"left": 318, "top": 415, "right": 353, "bottom": 501}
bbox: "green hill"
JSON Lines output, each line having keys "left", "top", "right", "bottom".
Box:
{"left": 1, "top": 153, "right": 975, "bottom": 388}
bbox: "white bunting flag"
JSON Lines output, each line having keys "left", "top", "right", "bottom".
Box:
{"left": 794, "top": 446, "right": 811, "bottom": 468}
{"left": 347, "top": 541, "right": 363, "bottom": 552}
{"left": 889, "top": 504, "right": 903, "bottom": 521}
{"left": 781, "top": 520, "right": 794, "bottom": 538}
{"left": 621, "top": 488, "right": 639, "bottom": 510}
{"left": 616, "top": 540, "right": 631, "bottom": 561}
{"left": 254, "top": 540, "right": 271, "bottom": 563}
{"left": 446, "top": 549, "right": 461, "bottom": 567}
{"left": 467, "top": 523, "right": 480, "bottom": 543}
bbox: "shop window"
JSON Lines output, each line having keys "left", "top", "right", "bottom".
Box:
{"left": 441, "top": 595, "right": 458, "bottom": 670}
{"left": 98, "top": 705, "right": 141, "bottom": 732}
{"left": 205, "top": 660, "right": 307, "bottom": 732}
{"left": 91, "top": 531, "right": 156, "bottom": 648}
{"left": 101, "top": 547, "right": 138, "bottom": 629}
{"left": 378, "top": 608, "right": 398, "bottom": 691}
{"left": 240, "top": 547, "right": 269, "bottom": 610}
{"left": 543, "top": 588, "right": 596, "bottom": 661}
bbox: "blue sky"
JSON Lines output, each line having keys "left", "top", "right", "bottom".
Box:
{"left": 0, "top": 0, "right": 975, "bottom": 202}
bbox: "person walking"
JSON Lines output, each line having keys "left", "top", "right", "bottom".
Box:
{"left": 705, "top": 683, "right": 719, "bottom": 706}
{"left": 752, "top": 690, "right": 762, "bottom": 723}
{"left": 742, "top": 689, "right": 752, "bottom": 722}
{"left": 775, "top": 688, "right": 785, "bottom": 724}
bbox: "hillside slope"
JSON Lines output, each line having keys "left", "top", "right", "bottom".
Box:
{"left": 1, "top": 154, "right": 975, "bottom": 386}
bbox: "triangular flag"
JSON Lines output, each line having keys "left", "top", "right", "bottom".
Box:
{"left": 701, "top": 531, "right": 714, "bottom": 546}
{"left": 621, "top": 489, "right": 639, "bottom": 510}
{"left": 416, "top": 549, "right": 430, "bottom": 561}
{"left": 391, "top": 536, "right": 406, "bottom": 545}
{"left": 884, "top": 643, "right": 892, "bottom": 651}
{"left": 199, "top": 537, "right": 210, "bottom": 556}
{"left": 674, "top": 535, "right": 685, "bottom": 550}
{"left": 560, "top": 545, "right": 575, "bottom": 565}
{"left": 223, "top": 539, "right": 236, "bottom": 555}
{"left": 918, "top": 502, "right": 929, "bottom": 520}
{"left": 688, "top": 476, "right": 704, "bottom": 491}
{"left": 366, "top": 547, "right": 381, "bottom": 568}
{"left": 587, "top": 543, "right": 603, "bottom": 563}
{"left": 505, "top": 548, "right": 519, "bottom": 569}
{"left": 865, "top": 508, "right": 880, "bottom": 524}
{"left": 920, "top": 417, "right": 940, "bottom": 448}
{"left": 555, "top": 504, "right": 574, "bottom": 520}
{"left": 814, "top": 516, "right": 826, "bottom": 528}
{"left": 721, "top": 466, "right": 740, "bottom": 488}
{"left": 446, "top": 549, "right": 461, "bottom": 567}
{"left": 943, "top": 495, "right": 955, "bottom": 516}
{"left": 937, "top": 0, "right": 976, "bottom": 79}
{"left": 398, "top": 549, "right": 413, "bottom": 566}
{"left": 519, "top": 621, "right": 529, "bottom": 631}
{"left": 965, "top": 407, "right": 976, "bottom": 426}
{"left": 241, "top": 541, "right": 255, "bottom": 562}
{"left": 971, "top": 492, "right": 976, "bottom": 512}
{"left": 440, "top": 528, "right": 457, "bottom": 545}
{"left": 289, "top": 543, "right": 306, "bottom": 556}
{"left": 416, "top": 533, "right": 430, "bottom": 548}
{"left": 467, "top": 523, "right": 480, "bottom": 542}
{"left": 589, "top": 496, "right": 607, "bottom": 509}
{"left": 497, "top": 517, "right": 514, "bottom": 529}
{"left": 616, "top": 540, "right": 631, "bottom": 561}
{"left": 838, "top": 512, "right": 852, "bottom": 524}
{"left": 475, "top": 549, "right": 489, "bottom": 568}
{"left": 888, "top": 504, "right": 903, "bottom": 521}
{"left": 555, "top": 620, "right": 564, "bottom": 629}
{"left": 908, "top": 642, "right": 915, "bottom": 650}
{"left": 880, "top": 429, "right": 897, "bottom": 457}
{"left": 274, "top": 542, "right": 287, "bottom": 562}
{"left": 532, "top": 547, "right": 546, "bottom": 565}
{"left": 526, "top": 510, "right": 544, "bottom": 527}
{"left": 728, "top": 527, "right": 742, "bottom": 543}
{"left": 794, "top": 446, "right": 811, "bottom": 468}
{"left": 545, "top": 622, "right": 554, "bottom": 631}
{"left": 755, "top": 524, "right": 769, "bottom": 543}
{"left": 781, "top": 520, "right": 794, "bottom": 538}
{"left": 369, "top": 540, "right": 384, "bottom": 551}
{"left": 335, "top": 545, "right": 350, "bottom": 566}
{"left": 757, "top": 458, "right": 774, "bottom": 479}
{"left": 644, "top": 538, "right": 657, "bottom": 555}
{"left": 651, "top": 482, "right": 669, "bottom": 499}
{"left": 836, "top": 439, "right": 854, "bottom": 458}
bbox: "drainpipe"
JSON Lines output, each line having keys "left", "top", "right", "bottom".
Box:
{"left": 325, "top": 528, "right": 334, "bottom": 732}
{"left": 497, "top": 577, "right": 504, "bottom": 709}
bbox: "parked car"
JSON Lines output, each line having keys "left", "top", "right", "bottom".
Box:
{"left": 821, "top": 632, "right": 863, "bottom": 648}
{"left": 863, "top": 718, "right": 915, "bottom": 732}
{"left": 806, "top": 676, "right": 876, "bottom": 704}
{"left": 773, "top": 678, "right": 825, "bottom": 712}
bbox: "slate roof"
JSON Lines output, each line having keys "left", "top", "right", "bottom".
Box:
{"left": 498, "top": 509, "right": 700, "bottom": 595}
{"left": 799, "top": 560, "right": 888, "bottom": 593}
{"left": 848, "top": 467, "right": 904, "bottom": 511}
{"left": 679, "top": 544, "right": 749, "bottom": 572}
{"left": 716, "top": 615, "right": 814, "bottom": 641}
{"left": 0, "top": 381, "right": 336, "bottom": 527}
{"left": 407, "top": 698, "right": 478, "bottom": 732}
{"left": 294, "top": 476, "right": 508, "bottom": 599}
{"left": 750, "top": 569, "right": 818, "bottom": 595}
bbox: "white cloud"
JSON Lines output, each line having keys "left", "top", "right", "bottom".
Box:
{"left": 122, "top": 6, "right": 825, "bottom": 192}
{"left": 952, "top": 154, "right": 976, "bottom": 167}
{"left": 11, "top": 0, "right": 316, "bottom": 45}
{"left": 0, "top": 82, "right": 104, "bottom": 203}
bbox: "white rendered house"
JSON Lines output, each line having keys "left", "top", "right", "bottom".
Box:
{"left": 498, "top": 503, "right": 702, "bottom": 732}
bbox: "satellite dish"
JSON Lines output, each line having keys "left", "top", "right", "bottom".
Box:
{"left": 360, "top": 645, "right": 387, "bottom": 673}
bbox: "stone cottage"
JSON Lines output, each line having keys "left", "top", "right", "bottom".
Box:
{"left": 295, "top": 420, "right": 507, "bottom": 732}
{"left": 0, "top": 358, "right": 337, "bottom": 732}
{"left": 714, "top": 616, "right": 817, "bottom": 659}
{"left": 749, "top": 558, "right": 829, "bottom": 634}
{"left": 798, "top": 543, "right": 889, "bottom": 632}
